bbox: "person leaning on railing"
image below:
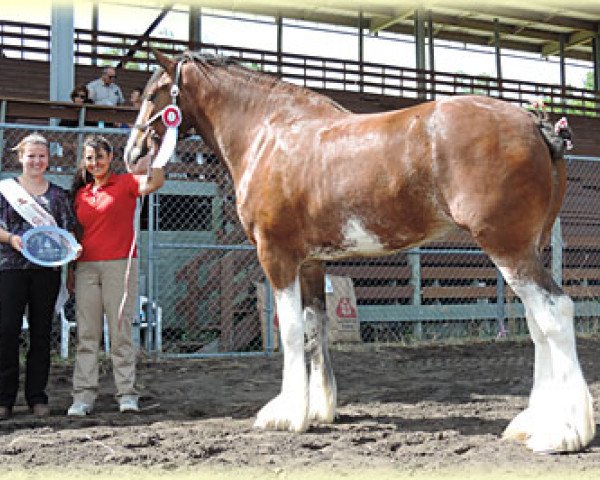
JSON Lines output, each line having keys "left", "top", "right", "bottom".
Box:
{"left": 60, "top": 84, "right": 97, "bottom": 128}
{"left": 86, "top": 67, "right": 124, "bottom": 107}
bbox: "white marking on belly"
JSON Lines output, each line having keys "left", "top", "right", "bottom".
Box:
{"left": 342, "top": 217, "right": 384, "bottom": 253}
{"left": 309, "top": 217, "right": 386, "bottom": 260}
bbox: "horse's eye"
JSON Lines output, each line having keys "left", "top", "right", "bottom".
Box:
{"left": 146, "top": 93, "right": 156, "bottom": 102}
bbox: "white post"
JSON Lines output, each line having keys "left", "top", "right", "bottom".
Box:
{"left": 50, "top": 0, "right": 74, "bottom": 103}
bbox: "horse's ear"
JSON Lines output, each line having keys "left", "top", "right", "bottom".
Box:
{"left": 152, "top": 48, "right": 176, "bottom": 77}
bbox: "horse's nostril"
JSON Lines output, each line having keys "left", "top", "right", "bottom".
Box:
{"left": 140, "top": 142, "right": 149, "bottom": 159}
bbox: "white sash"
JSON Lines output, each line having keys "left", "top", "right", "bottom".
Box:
{"left": 0, "top": 178, "right": 56, "bottom": 227}
{"left": 0, "top": 178, "right": 67, "bottom": 313}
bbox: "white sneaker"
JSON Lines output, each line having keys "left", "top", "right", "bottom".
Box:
{"left": 67, "top": 402, "right": 92, "bottom": 416}
{"left": 119, "top": 396, "right": 139, "bottom": 413}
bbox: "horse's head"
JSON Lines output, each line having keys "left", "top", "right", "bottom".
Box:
{"left": 124, "top": 49, "right": 194, "bottom": 172}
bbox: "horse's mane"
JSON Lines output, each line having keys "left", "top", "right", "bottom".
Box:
{"left": 174, "top": 51, "right": 349, "bottom": 113}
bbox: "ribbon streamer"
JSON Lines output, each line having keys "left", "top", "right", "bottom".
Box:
{"left": 151, "top": 126, "right": 178, "bottom": 169}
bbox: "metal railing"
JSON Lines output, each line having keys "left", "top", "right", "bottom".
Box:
{"left": 1, "top": 19, "right": 599, "bottom": 117}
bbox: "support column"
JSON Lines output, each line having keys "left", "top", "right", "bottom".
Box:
{"left": 408, "top": 251, "right": 422, "bottom": 341}
{"left": 559, "top": 34, "right": 566, "bottom": 108}
{"left": 277, "top": 15, "right": 283, "bottom": 76}
{"left": 358, "top": 10, "right": 364, "bottom": 93}
{"left": 593, "top": 35, "right": 600, "bottom": 114}
{"left": 593, "top": 35, "right": 600, "bottom": 92}
{"left": 552, "top": 218, "right": 563, "bottom": 286}
{"left": 188, "top": 4, "right": 202, "bottom": 50}
{"left": 428, "top": 10, "right": 435, "bottom": 99}
{"left": 494, "top": 18, "right": 502, "bottom": 95}
{"left": 91, "top": 1, "right": 98, "bottom": 66}
{"left": 414, "top": 9, "right": 426, "bottom": 99}
{"left": 50, "top": 0, "right": 74, "bottom": 103}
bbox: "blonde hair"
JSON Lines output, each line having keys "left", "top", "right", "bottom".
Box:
{"left": 12, "top": 133, "right": 49, "bottom": 156}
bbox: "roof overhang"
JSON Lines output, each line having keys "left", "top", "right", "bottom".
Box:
{"left": 157, "top": 0, "right": 600, "bottom": 62}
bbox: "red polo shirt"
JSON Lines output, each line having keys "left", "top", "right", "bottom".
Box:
{"left": 75, "top": 173, "right": 140, "bottom": 262}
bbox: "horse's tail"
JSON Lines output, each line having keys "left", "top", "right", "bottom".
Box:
{"left": 530, "top": 102, "right": 574, "bottom": 161}
{"left": 539, "top": 151, "right": 567, "bottom": 252}
{"left": 527, "top": 103, "right": 570, "bottom": 249}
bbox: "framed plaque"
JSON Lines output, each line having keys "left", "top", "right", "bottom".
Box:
{"left": 20, "top": 226, "right": 80, "bottom": 267}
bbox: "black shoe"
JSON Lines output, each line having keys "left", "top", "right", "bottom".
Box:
{"left": 0, "top": 406, "right": 12, "bottom": 420}
{"left": 31, "top": 404, "right": 50, "bottom": 418}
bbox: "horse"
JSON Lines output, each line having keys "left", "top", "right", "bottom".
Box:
{"left": 124, "top": 50, "right": 595, "bottom": 453}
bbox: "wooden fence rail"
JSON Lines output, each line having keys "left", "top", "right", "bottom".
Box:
{"left": 1, "top": 19, "right": 598, "bottom": 117}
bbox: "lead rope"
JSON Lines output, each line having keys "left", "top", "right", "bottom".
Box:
{"left": 117, "top": 149, "right": 153, "bottom": 333}
{"left": 116, "top": 198, "right": 142, "bottom": 333}
{"left": 117, "top": 57, "right": 186, "bottom": 334}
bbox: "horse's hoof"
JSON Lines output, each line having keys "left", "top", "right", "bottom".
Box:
{"left": 502, "top": 408, "right": 532, "bottom": 443}
{"left": 503, "top": 402, "right": 595, "bottom": 453}
{"left": 254, "top": 395, "right": 309, "bottom": 433}
{"left": 308, "top": 381, "right": 336, "bottom": 424}
{"left": 308, "top": 408, "right": 335, "bottom": 424}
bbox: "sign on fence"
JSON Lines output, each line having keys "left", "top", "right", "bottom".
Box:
{"left": 257, "top": 275, "right": 361, "bottom": 350}
{"left": 325, "top": 275, "right": 361, "bottom": 343}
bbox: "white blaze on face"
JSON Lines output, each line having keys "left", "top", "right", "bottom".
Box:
{"left": 124, "top": 99, "right": 153, "bottom": 164}
{"left": 341, "top": 217, "right": 385, "bottom": 255}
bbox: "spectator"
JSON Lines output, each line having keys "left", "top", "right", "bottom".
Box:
{"left": 60, "top": 85, "right": 95, "bottom": 128}
{"left": 129, "top": 87, "right": 143, "bottom": 109}
{"left": 70, "top": 85, "right": 93, "bottom": 105}
{"left": 66, "top": 134, "right": 164, "bottom": 416}
{"left": 86, "top": 67, "right": 124, "bottom": 107}
{"left": 121, "top": 87, "right": 143, "bottom": 129}
{"left": 0, "top": 133, "right": 76, "bottom": 419}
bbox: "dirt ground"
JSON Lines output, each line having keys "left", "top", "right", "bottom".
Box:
{"left": 0, "top": 337, "right": 599, "bottom": 479}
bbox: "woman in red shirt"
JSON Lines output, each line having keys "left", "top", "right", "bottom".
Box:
{"left": 67, "top": 134, "right": 164, "bottom": 416}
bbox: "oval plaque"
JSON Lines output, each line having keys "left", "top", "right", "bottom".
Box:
{"left": 20, "top": 226, "right": 80, "bottom": 267}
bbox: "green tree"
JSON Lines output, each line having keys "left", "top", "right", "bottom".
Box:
{"left": 584, "top": 71, "right": 594, "bottom": 90}
{"left": 98, "top": 27, "right": 177, "bottom": 71}
{"left": 454, "top": 71, "right": 497, "bottom": 96}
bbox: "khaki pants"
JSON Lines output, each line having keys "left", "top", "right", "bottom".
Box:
{"left": 72, "top": 259, "right": 139, "bottom": 405}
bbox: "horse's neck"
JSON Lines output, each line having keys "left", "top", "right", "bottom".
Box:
{"left": 203, "top": 86, "right": 343, "bottom": 185}
{"left": 199, "top": 105, "right": 261, "bottom": 185}
{"left": 200, "top": 93, "right": 281, "bottom": 182}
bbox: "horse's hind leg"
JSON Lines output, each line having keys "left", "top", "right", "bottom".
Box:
{"left": 494, "top": 255, "right": 595, "bottom": 453}
{"left": 300, "top": 261, "right": 337, "bottom": 423}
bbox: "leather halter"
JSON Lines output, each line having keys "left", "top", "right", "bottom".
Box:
{"left": 131, "top": 57, "right": 189, "bottom": 169}
{"left": 134, "top": 57, "right": 185, "bottom": 133}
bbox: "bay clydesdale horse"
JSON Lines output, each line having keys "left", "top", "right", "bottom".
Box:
{"left": 124, "top": 50, "right": 595, "bottom": 453}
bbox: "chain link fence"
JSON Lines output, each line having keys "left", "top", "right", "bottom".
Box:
{"left": 1, "top": 123, "right": 599, "bottom": 359}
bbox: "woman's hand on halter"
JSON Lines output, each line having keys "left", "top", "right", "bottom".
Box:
{"left": 137, "top": 167, "right": 165, "bottom": 196}
{"left": 128, "top": 152, "right": 153, "bottom": 175}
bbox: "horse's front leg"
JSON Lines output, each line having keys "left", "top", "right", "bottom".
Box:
{"left": 301, "top": 261, "right": 337, "bottom": 424}
{"left": 254, "top": 274, "right": 309, "bottom": 432}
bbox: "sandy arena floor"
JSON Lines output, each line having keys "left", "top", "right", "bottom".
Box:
{"left": 0, "top": 337, "right": 598, "bottom": 479}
